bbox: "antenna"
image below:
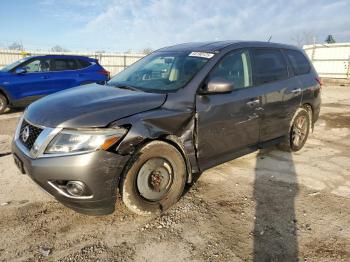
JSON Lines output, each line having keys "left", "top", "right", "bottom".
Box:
{"left": 267, "top": 36, "right": 272, "bottom": 42}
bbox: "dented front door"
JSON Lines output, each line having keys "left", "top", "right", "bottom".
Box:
{"left": 195, "top": 89, "right": 261, "bottom": 170}
{"left": 195, "top": 49, "right": 260, "bottom": 170}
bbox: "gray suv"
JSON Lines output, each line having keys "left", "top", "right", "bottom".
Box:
{"left": 12, "top": 41, "right": 321, "bottom": 216}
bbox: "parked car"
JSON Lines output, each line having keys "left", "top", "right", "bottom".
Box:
{"left": 0, "top": 55, "right": 110, "bottom": 114}
{"left": 12, "top": 41, "right": 321, "bottom": 216}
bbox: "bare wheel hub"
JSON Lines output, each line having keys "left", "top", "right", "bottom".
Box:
{"left": 150, "top": 170, "right": 164, "bottom": 191}
{"left": 137, "top": 158, "right": 173, "bottom": 201}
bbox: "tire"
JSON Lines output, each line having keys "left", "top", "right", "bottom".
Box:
{"left": 277, "top": 107, "right": 310, "bottom": 152}
{"left": 120, "top": 141, "right": 187, "bottom": 216}
{"left": 0, "top": 94, "right": 8, "bottom": 114}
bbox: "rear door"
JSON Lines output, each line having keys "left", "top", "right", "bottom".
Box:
{"left": 48, "top": 58, "right": 80, "bottom": 92}
{"left": 251, "top": 48, "right": 302, "bottom": 142}
{"left": 196, "top": 49, "right": 261, "bottom": 170}
{"left": 284, "top": 49, "right": 315, "bottom": 112}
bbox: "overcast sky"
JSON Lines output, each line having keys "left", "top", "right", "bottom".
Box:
{"left": 1, "top": 0, "right": 349, "bottom": 52}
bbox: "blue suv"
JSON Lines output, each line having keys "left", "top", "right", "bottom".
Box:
{"left": 0, "top": 55, "right": 110, "bottom": 114}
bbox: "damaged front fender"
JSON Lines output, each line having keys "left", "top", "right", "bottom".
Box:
{"left": 110, "top": 108, "right": 199, "bottom": 183}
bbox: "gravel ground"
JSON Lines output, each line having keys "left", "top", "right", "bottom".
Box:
{"left": 0, "top": 86, "right": 349, "bottom": 261}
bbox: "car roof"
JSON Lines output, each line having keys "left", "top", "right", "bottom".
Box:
{"left": 25, "top": 55, "right": 96, "bottom": 61}
{"left": 157, "top": 41, "right": 299, "bottom": 52}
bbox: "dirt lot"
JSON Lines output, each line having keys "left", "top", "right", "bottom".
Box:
{"left": 0, "top": 86, "right": 349, "bottom": 261}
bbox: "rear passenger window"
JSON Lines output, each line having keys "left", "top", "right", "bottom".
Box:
{"left": 77, "top": 59, "right": 91, "bottom": 69}
{"left": 51, "top": 59, "right": 78, "bottom": 71}
{"left": 253, "top": 49, "right": 288, "bottom": 85}
{"left": 209, "top": 50, "right": 252, "bottom": 89}
{"left": 285, "top": 49, "right": 310, "bottom": 75}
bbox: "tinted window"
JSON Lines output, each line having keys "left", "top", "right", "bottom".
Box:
{"left": 209, "top": 50, "right": 252, "bottom": 89}
{"left": 253, "top": 49, "right": 288, "bottom": 85}
{"left": 77, "top": 59, "right": 91, "bottom": 69}
{"left": 285, "top": 49, "right": 310, "bottom": 75}
{"left": 51, "top": 59, "right": 78, "bottom": 71}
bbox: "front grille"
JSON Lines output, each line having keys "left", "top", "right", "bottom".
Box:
{"left": 19, "top": 120, "right": 43, "bottom": 150}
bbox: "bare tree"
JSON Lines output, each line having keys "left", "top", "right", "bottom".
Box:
{"left": 51, "top": 45, "right": 69, "bottom": 52}
{"left": 8, "top": 42, "right": 23, "bottom": 50}
{"left": 290, "top": 31, "right": 315, "bottom": 47}
{"left": 142, "top": 47, "right": 153, "bottom": 54}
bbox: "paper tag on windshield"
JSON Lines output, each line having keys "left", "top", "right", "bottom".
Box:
{"left": 189, "top": 52, "right": 215, "bottom": 59}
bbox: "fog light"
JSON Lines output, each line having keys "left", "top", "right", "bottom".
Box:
{"left": 66, "top": 181, "right": 86, "bottom": 196}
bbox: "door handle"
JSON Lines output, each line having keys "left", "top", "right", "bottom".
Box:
{"left": 246, "top": 99, "right": 260, "bottom": 107}
{"left": 291, "top": 88, "right": 302, "bottom": 94}
{"left": 42, "top": 76, "right": 49, "bottom": 79}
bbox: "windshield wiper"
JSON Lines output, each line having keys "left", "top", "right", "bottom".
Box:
{"left": 109, "top": 84, "right": 141, "bottom": 92}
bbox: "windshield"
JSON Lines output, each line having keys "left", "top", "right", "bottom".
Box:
{"left": 0, "top": 57, "right": 30, "bottom": 72}
{"left": 107, "top": 51, "right": 211, "bottom": 92}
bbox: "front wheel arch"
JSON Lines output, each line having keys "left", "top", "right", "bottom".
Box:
{"left": 0, "top": 88, "right": 10, "bottom": 104}
{"left": 0, "top": 89, "right": 9, "bottom": 114}
{"left": 161, "top": 135, "right": 193, "bottom": 184}
{"left": 117, "top": 138, "right": 189, "bottom": 191}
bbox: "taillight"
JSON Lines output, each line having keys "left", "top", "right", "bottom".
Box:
{"left": 99, "top": 69, "right": 110, "bottom": 79}
{"left": 315, "top": 77, "right": 323, "bottom": 87}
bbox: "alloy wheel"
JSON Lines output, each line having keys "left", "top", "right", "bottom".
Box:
{"left": 292, "top": 114, "right": 308, "bottom": 148}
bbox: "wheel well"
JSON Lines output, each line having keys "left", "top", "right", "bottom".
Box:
{"left": 0, "top": 89, "right": 9, "bottom": 104}
{"left": 117, "top": 136, "right": 193, "bottom": 193}
{"left": 302, "top": 103, "right": 314, "bottom": 130}
{"left": 130, "top": 136, "right": 193, "bottom": 183}
{"left": 302, "top": 103, "right": 313, "bottom": 113}
{"left": 160, "top": 135, "right": 193, "bottom": 184}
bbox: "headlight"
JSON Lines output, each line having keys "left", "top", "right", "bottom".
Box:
{"left": 45, "top": 128, "right": 127, "bottom": 155}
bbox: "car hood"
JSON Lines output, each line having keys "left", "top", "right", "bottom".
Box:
{"left": 25, "top": 84, "right": 167, "bottom": 128}
{"left": 0, "top": 71, "right": 10, "bottom": 77}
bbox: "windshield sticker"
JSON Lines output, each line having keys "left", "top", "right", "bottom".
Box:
{"left": 189, "top": 52, "right": 215, "bottom": 59}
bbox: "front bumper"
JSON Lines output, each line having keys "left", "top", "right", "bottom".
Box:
{"left": 12, "top": 140, "right": 130, "bottom": 215}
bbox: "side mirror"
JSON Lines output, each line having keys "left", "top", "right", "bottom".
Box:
{"left": 202, "top": 77, "right": 234, "bottom": 94}
{"left": 15, "top": 67, "right": 27, "bottom": 74}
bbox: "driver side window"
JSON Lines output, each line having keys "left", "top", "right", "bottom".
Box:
{"left": 22, "top": 59, "right": 51, "bottom": 73}
{"left": 23, "top": 59, "right": 41, "bottom": 73}
{"left": 209, "top": 50, "right": 252, "bottom": 89}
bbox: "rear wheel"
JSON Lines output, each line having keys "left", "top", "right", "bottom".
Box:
{"left": 278, "top": 108, "right": 310, "bottom": 152}
{"left": 120, "top": 141, "right": 186, "bottom": 216}
{"left": 0, "top": 94, "right": 8, "bottom": 114}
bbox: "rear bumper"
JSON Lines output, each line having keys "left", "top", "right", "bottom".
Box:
{"left": 12, "top": 140, "right": 130, "bottom": 215}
